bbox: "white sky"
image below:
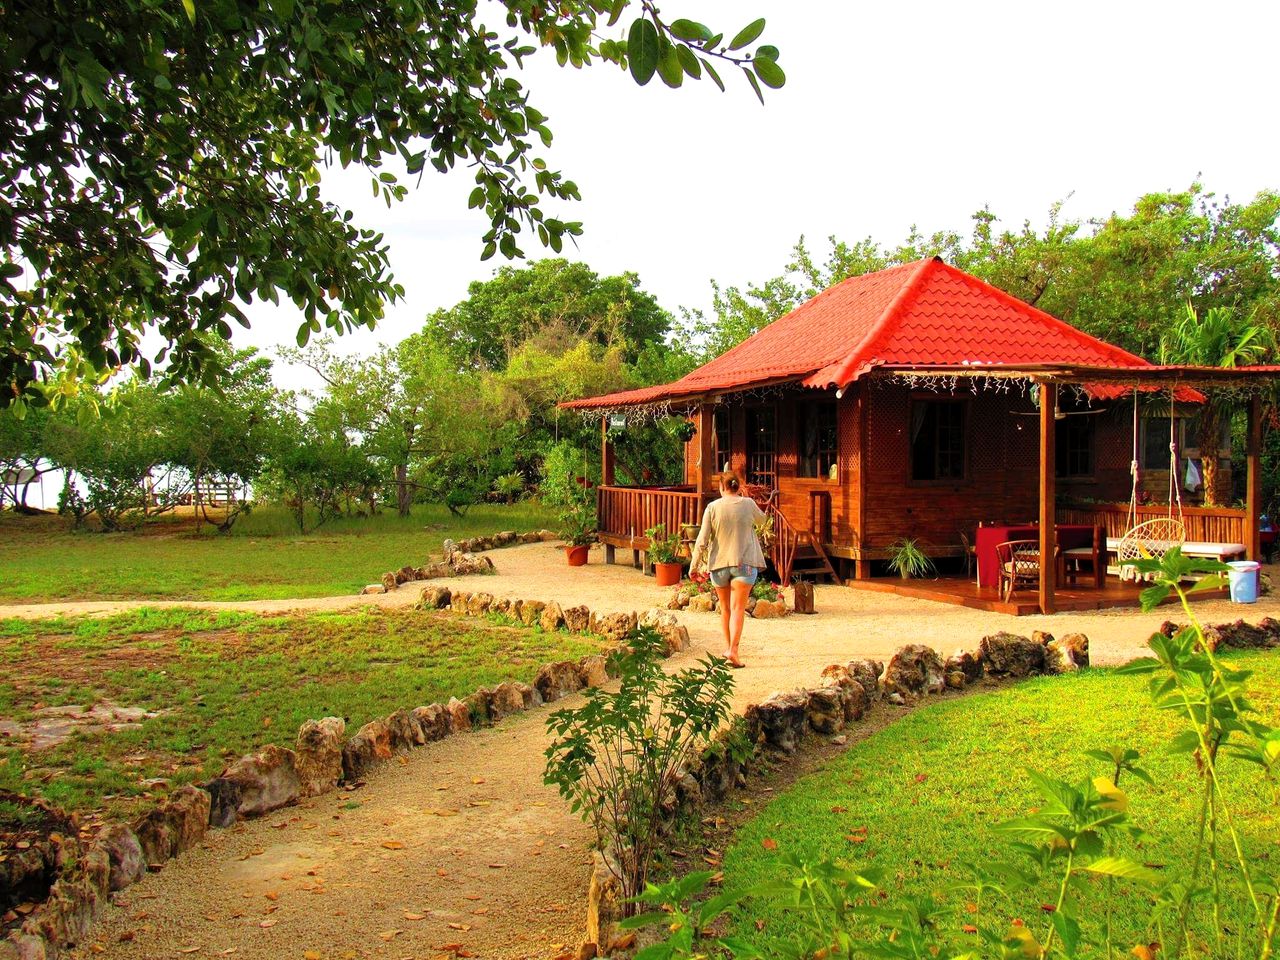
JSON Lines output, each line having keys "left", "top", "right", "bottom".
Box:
{"left": 239, "top": 0, "right": 1280, "bottom": 389}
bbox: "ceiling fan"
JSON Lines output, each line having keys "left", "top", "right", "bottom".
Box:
{"left": 1013, "top": 383, "right": 1108, "bottom": 420}
{"left": 1010, "top": 408, "right": 1106, "bottom": 421}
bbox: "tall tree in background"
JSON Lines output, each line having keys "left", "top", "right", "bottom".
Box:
{"left": 0, "top": 1, "right": 782, "bottom": 408}
{"left": 425, "top": 259, "right": 672, "bottom": 370}
{"left": 1159, "top": 303, "right": 1275, "bottom": 505}
{"left": 283, "top": 333, "right": 488, "bottom": 516}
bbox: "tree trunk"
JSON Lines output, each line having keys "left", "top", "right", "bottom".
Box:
{"left": 395, "top": 463, "right": 410, "bottom": 517}
{"left": 1200, "top": 411, "right": 1224, "bottom": 507}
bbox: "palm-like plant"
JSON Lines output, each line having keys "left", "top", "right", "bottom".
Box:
{"left": 1158, "top": 303, "right": 1274, "bottom": 505}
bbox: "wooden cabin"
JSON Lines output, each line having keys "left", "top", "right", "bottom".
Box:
{"left": 563, "top": 258, "right": 1275, "bottom": 614}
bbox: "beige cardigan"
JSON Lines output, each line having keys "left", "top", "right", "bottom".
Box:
{"left": 691, "top": 495, "right": 767, "bottom": 572}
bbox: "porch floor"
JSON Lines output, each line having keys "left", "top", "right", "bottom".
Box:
{"left": 847, "top": 574, "right": 1228, "bottom": 616}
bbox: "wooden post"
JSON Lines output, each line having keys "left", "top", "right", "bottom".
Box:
{"left": 600, "top": 417, "right": 615, "bottom": 486}
{"left": 1038, "top": 381, "right": 1057, "bottom": 615}
{"left": 601, "top": 418, "right": 616, "bottom": 565}
{"left": 694, "top": 405, "right": 714, "bottom": 517}
{"left": 1246, "top": 394, "right": 1262, "bottom": 561}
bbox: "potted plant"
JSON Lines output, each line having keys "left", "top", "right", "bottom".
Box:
{"left": 559, "top": 477, "right": 597, "bottom": 566}
{"left": 644, "top": 523, "right": 683, "bottom": 586}
{"left": 887, "top": 537, "right": 936, "bottom": 579}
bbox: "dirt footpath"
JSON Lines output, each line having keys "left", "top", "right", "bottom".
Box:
{"left": 57, "top": 543, "right": 1279, "bottom": 959}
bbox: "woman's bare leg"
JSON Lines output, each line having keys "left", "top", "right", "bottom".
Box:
{"left": 728, "top": 580, "right": 752, "bottom": 664}
{"left": 714, "top": 584, "right": 732, "bottom": 653}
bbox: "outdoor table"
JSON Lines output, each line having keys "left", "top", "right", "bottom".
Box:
{"left": 975, "top": 524, "right": 1095, "bottom": 589}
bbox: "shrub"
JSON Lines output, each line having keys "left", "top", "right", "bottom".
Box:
{"left": 543, "top": 627, "right": 734, "bottom": 908}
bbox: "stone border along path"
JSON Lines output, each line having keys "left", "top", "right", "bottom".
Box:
{"left": 4, "top": 541, "right": 1275, "bottom": 959}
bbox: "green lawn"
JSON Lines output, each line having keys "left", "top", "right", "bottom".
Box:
{"left": 0, "top": 606, "right": 602, "bottom": 818}
{"left": 0, "top": 502, "right": 557, "bottom": 602}
{"left": 718, "top": 652, "right": 1279, "bottom": 952}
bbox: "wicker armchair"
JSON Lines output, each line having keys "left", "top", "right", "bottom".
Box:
{"left": 995, "top": 539, "right": 1057, "bottom": 601}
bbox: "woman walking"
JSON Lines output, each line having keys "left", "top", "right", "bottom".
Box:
{"left": 689, "top": 471, "right": 766, "bottom": 668}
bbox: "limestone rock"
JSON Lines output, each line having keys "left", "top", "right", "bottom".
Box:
{"left": 418, "top": 561, "right": 454, "bottom": 580}
{"left": 585, "top": 850, "right": 624, "bottom": 954}
{"left": 444, "top": 697, "right": 471, "bottom": 733}
{"left": 886, "top": 691, "right": 906, "bottom": 706}
{"left": 397, "top": 565, "right": 417, "bottom": 584}
{"left": 752, "top": 598, "right": 787, "bottom": 619}
{"left": 980, "top": 632, "right": 1046, "bottom": 677}
{"left": 419, "top": 585, "right": 451, "bottom": 609}
{"left": 589, "top": 610, "right": 638, "bottom": 641}
{"left": 945, "top": 670, "right": 966, "bottom": 689}
{"left": 490, "top": 596, "right": 514, "bottom": 616}
{"left": 412, "top": 704, "right": 450, "bottom": 741}
{"left": 202, "top": 777, "right": 241, "bottom": 828}
{"left": 495, "top": 531, "right": 517, "bottom": 546}
{"left": 513, "top": 681, "right": 542, "bottom": 709}
{"left": 945, "top": 650, "right": 983, "bottom": 685}
{"left": 1060, "top": 633, "right": 1090, "bottom": 666}
{"left": 520, "top": 600, "right": 547, "bottom": 626}
{"left": 294, "top": 717, "right": 345, "bottom": 798}
{"left": 832, "top": 676, "right": 869, "bottom": 722}
{"left": 341, "top": 720, "right": 393, "bottom": 782}
{"left": 463, "top": 690, "right": 490, "bottom": 726}
{"left": 130, "top": 808, "right": 174, "bottom": 867}
{"left": 95, "top": 823, "right": 145, "bottom": 892}
{"left": 667, "top": 590, "right": 690, "bottom": 610}
{"left": 158, "top": 786, "right": 210, "bottom": 856}
{"left": 577, "top": 655, "right": 610, "bottom": 689}
{"left": 466, "top": 592, "right": 494, "bottom": 616}
{"left": 361, "top": 583, "right": 386, "bottom": 595}
{"left": 380, "top": 572, "right": 397, "bottom": 591}
{"left": 452, "top": 553, "right": 495, "bottom": 576}
{"left": 222, "top": 745, "right": 301, "bottom": 817}
{"left": 385, "top": 708, "right": 421, "bottom": 750}
{"left": 846, "top": 660, "right": 884, "bottom": 701}
{"left": 488, "top": 682, "right": 527, "bottom": 721}
{"left": 450, "top": 590, "right": 472, "bottom": 613}
{"left": 746, "top": 692, "right": 808, "bottom": 753}
{"left": 535, "top": 661, "right": 584, "bottom": 703}
{"left": 540, "top": 600, "right": 566, "bottom": 632}
{"left": 883, "top": 644, "right": 945, "bottom": 696}
{"left": 562, "top": 604, "right": 591, "bottom": 632}
{"left": 804, "top": 688, "right": 845, "bottom": 734}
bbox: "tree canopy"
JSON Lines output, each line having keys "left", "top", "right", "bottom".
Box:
{"left": 0, "top": 0, "right": 783, "bottom": 408}
{"left": 425, "top": 258, "right": 671, "bottom": 369}
{"left": 681, "top": 185, "right": 1280, "bottom": 361}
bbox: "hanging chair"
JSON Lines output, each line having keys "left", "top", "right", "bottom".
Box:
{"left": 1117, "top": 386, "right": 1187, "bottom": 582}
{"left": 1116, "top": 516, "right": 1186, "bottom": 582}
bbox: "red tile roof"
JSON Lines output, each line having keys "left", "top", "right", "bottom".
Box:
{"left": 562, "top": 258, "right": 1161, "bottom": 410}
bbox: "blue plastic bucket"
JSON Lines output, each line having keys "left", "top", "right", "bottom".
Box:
{"left": 1227, "top": 560, "right": 1261, "bottom": 603}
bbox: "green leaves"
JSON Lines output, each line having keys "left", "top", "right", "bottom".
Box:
{"left": 728, "top": 17, "right": 766, "bottom": 50}
{"left": 751, "top": 53, "right": 785, "bottom": 89}
{"left": 1083, "top": 855, "right": 1160, "bottom": 884}
{"left": 627, "top": 18, "right": 660, "bottom": 85}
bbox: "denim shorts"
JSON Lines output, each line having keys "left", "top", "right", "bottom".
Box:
{"left": 709, "top": 565, "right": 759, "bottom": 588}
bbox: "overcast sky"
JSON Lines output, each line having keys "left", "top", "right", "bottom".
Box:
{"left": 252, "top": 0, "right": 1279, "bottom": 387}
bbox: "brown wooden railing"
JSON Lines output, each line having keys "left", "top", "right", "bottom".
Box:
{"left": 597, "top": 485, "right": 705, "bottom": 546}
{"left": 1057, "top": 503, "right": 1247, "bottom": 545}
{"left": 763, "top": 499, "right": 799, "bottom": 584}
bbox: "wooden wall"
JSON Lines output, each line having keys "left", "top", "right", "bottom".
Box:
{"left": 680, "top": 380, "right": 1140, "bottom": 554}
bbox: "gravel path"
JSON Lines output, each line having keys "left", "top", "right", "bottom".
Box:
{"left": 58, "top": 543, "right": 1278, "bottom": 959}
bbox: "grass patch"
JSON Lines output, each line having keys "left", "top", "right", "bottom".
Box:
{"left": 0, "top": 605, "right": 602, "bottom": 818}
{"left": 718, "top": 652, "right": 1279, "bottom": 950}
{"left": 0, "top": 502, "right": 556, "bottom": 602}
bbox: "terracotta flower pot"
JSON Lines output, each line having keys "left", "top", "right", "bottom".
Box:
{"left": 654, "top": 561, "right": 682, "bottom": 587}
{"left": 565, "top": 544, "right": 590, "bottom": 566}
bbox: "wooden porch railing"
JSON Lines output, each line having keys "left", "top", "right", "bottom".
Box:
{"left": 1056, "top": 503, "right": 1247, "bottom": 545}
{"left": 596, "top": 485, "right": 705, "bottom": 546}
